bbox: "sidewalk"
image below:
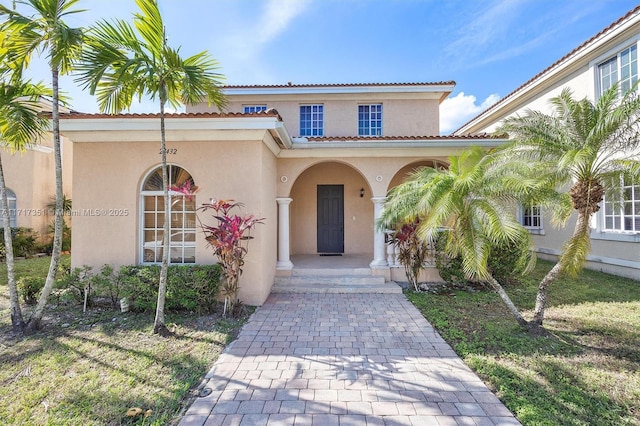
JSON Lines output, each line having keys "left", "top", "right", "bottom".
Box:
{"left": 178, "top": 293, "right": 521, "bottom": 425}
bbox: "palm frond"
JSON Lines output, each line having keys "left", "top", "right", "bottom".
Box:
{"left": 0, "top": 79, "right": 51, "bottom": 153}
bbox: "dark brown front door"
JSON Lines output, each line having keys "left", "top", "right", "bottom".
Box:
{"left": 317, "top": 185, "right": 344, "bottom": 253}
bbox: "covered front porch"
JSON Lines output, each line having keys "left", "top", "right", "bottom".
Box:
{"left": 273, "top": 159, "right": 448, "bottom": 285}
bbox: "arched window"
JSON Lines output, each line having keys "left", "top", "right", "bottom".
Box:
{"left": 140, "top": 165, "right": 196, "bottom": 264}
{"left": 2, "top": 189, "right": 17, "bottom": 228}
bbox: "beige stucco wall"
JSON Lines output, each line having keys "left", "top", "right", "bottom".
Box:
{"left": 70, "top": 135, "right": 278, "bottom": 306}
{"left": 277, "top": 154, "right": 453, "bottom": 200}
{"left": 191, "top": 94, "right": 441, "bottom": 137}
{"left": 1, "top": 133, "right": 72, "bottom": 241}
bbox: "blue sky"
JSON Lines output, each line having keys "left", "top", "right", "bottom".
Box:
{"left": 13, "top": 0, "right": 640, "bottom": 134}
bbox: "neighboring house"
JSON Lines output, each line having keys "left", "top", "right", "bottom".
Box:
{"left": 456, "top": 5, "right": 640, "bottom": 280}
{"left": 59, "top": 82, "right": 504, "bottom": 305}
{"left": 1, "top": 99, "right": 73, "bottom": 242}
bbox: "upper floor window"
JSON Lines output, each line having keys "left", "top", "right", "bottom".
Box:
{"left": 243, "top": 105, "right": 267, "bottom": 113}
{"left": 358, "top": 104, "right": 383, "bottom": 136}
{"left": 141, "top": 165, "right": 196, "bottom": 264}
{"left": 299, "top": 104, "right": 324, "bottom": 136}
{"left": 520, "top": 205, "right": 542, "bottom": 230}
{"left": 603, "top": 178, "right": 639, "bottom": 233}
{"left": 598, "top": 44, "right": 638, "bottom": 96}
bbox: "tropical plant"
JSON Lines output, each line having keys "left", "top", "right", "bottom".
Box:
{"left": 199, "top": 199, "right": 264, "bottom": 317}
{"left": 0, "top": 75, "right": 51, "bottom": 331}
{"left": 0, "top": 0, "right": 84, "bottom": 332}
{"left": 74, "top": 0, "right": 226, "bottom": 335}
{"left": 379, "top": 147, "right": 537, "bottom": 328}
{"left": 498, "top": 85, "right": 640, "bottom": 326}
{"left": 390, "top": 220, "right": 429, "bottom": 291}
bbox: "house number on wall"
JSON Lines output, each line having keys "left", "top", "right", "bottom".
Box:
{"left": 159, "top": 148, "right": 178, "bottom": 155}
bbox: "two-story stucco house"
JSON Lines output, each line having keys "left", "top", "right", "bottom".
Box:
{"left": 59, "top": 82, "right": 504, "bottom": 305}
{"left": 456, "top": 5, "right": 640, "bottom": 280}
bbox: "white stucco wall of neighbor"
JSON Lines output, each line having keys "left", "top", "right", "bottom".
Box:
{"left": 455, "top": 15, "right": 640, "bottom": 280}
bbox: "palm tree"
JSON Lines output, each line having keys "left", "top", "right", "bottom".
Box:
{"left": 0, "top": 0, "right": 84, "bottom": 332}
{"left": 379, "top": 147, "right": 536, "bottom": 328}
{"left": 0, "top": 76, "right": 51, "bottom": 332}
{"left": 498, "top": 85, "right": 640, "bottom": 326}
{"left": 74, "top": 0, "right": 226, "bottom": 335}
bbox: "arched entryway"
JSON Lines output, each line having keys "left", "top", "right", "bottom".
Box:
{"left": 388, "top": 159, "right": 448, "bottom": 192}
{"left": 289, "top": 161, "right": 373, "bottom": 257}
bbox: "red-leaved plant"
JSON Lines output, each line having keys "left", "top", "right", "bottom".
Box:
{"left": 392, "top": 221, "right": 429, "bottom": 292}
{"left": 199, "top": 199, "right": 265, "bottom": 316}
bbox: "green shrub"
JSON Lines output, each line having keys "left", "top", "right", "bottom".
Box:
{"left": 48, "top": 263, "right": 223, "bottom": 313}
{"left": 44, "top": 220, "right": 72, "bottom": 254}
{"left": 55, "top": 265, "right": 94, "bottom": 305}
{"left": 17, "top": 276, "right": 45, "bottom": 304}
{"left": 91, "top": 264, "right": 123, "bottom": 309}
{"left": 166, "top": 265, "right": 222, "bottom": 314}
{"left": 118, "top": 265, "right": 160, "bottom": 312}
{"left": 0, "top": 227, "right": 40, "bottom": 259}
{"left": 434, "top": 231, "right": 527, "bottom": 286}
{"left": 434, "top": 232, "right": 467, "bottom": 285}
{"left": 119, "top": 264, "right": 222, "bottom": 314}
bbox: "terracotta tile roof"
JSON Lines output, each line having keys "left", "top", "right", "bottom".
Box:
{"left": 58, "top": 110, "right": 283, "bottom": 120}
{"left": 305, "top": 134, "right": 499, "bottom": 141}
{"left": 455, "top": 4, "right": 640, "bottom": 134}
{"left": 224, "top": 81, "right": 456, "bottom": 89}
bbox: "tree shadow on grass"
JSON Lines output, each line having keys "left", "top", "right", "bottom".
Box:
{"left": 470, "top": 356, "right": 636, "bottom": 426}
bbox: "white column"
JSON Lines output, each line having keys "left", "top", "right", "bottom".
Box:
{"left": 370, "top": 196, "right": 388, "bottom": 268}
{"left": 276, "top": 197, "right": 294, "bottom": 270}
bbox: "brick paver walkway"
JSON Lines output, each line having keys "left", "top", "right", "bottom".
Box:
{"left": 179, "top": 293, "right": 520, "bottom": 425}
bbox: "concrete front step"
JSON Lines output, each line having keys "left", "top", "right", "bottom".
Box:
{"left": 271, "top": 281, "right": 403, "bottom": 294}
{"left": 277, "top": 275, "right": 386, "bottom": 286}
{"left": 272, "top": 272, "right": 402, "bottom": 294}
{"left": 291, "top": 267, "right": 373, "bottom": 277}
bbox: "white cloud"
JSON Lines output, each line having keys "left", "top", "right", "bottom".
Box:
{"left": 439, "top": 92, "right": 500, "bottom": 135}
{"left": 445, "top": 0, "right": 528, "bottom": 63}
{"left": 223, "top": 0, "right": 312, "bottom": 62}
{"left": 259, "top": 0, "right": 311, "bottom": 46}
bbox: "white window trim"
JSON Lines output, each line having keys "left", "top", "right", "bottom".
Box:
{"left": 139, "top": 164, "right": 197, "bottom": 265}
{"left": 592, "top": 179, "right": 640, "bottom": 241}
{"left": 591, "top": 37, "right": 640, "bottom": 98}
{"left": 358, "top": 103, "right": 383, "bottom": 136}
{"left": 299, "top": 104, "right": 324, "bottom": 137}
{"left": 519, "top": 204, "right": 545, "bottom": 235}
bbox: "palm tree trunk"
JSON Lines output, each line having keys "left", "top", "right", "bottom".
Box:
{"left": 0, "top": 153, "right": 24, "bottom": 331}
{"left": 27, "top": 66, "right": 64, "bottom": 332}
{"left": 487, "top": 275, "right": 528, "bottom": 328}
{"left": 532, "top": 211, "right": 590, "bottom": 325}
{"left": 153, "top": 96, "right": 170, "bottom": 336}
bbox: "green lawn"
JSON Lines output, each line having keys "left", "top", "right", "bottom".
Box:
{"left": 0, "top": 256, "right": 250, "bottom": 425}
{"left": 409, "top": 260, "right": 640, "bottom": 426}
{"left": 1, "top": 257, "right": 638, "bottom": 425}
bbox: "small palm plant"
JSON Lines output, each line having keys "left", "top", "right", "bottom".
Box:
{"left": 380, "top": 147, "right": 537, "bottom": 328}
{"left": 498, "top": 85, "right": 640, "bottom": 325}
{"left": 199, "top": 199, "right": 264, "bottom": 317}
